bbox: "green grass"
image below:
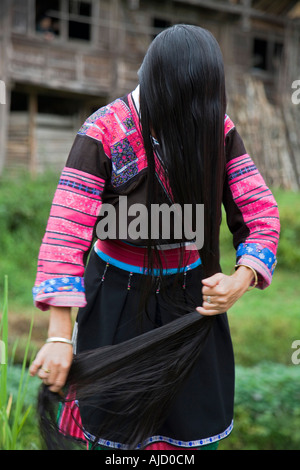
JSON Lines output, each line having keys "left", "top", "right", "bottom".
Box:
{"left": 218, "top": 187, "right": 300, "bottom": 367}
{"left": 0, "top": 277, "right": 38, "bottom": 450}
{"left": 218, "top": 264, "right": 300, "bottom": 366}
{"left": 5, "top": 364, "right": 41, "bottom": 450}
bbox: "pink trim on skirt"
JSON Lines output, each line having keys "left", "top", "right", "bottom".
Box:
{"left": 59, "top": 398, "right": 196, "bottom": 450}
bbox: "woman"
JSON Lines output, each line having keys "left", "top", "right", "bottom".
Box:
{"left": 30, "top": 25, "right": 280, "bottom": 450}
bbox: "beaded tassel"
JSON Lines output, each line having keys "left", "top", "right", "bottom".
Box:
{"left": 101, "top": 262, "right": 110, "bottom": 282}
{"left": 156, "top": 277, "right": 160, "bottom": 294}
{"left": 182, "top": 270, "right": 187, "bottom": 289}
{"left": 127, "top": 272, "right": 133, "bottom": 291}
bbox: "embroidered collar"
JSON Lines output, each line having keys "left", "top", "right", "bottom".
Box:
{"left": 131, "top": 84, "right": 159, "bottom": 146}
{"left": 131, "top": 85, "right": 140, "bottom": 115}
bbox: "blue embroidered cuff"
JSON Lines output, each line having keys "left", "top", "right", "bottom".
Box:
{"left": 236, "top": 243, "right": 277, "bottom": 289}
{"left": 33, "top": 276, "right": 86, "bottom": 311}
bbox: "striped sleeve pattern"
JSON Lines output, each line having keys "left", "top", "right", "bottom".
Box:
{"left": 33, "top": 167, "right": 105, "bottom": 311}
{"left": 224, "top": 116, "right": 280, "bottom": 289}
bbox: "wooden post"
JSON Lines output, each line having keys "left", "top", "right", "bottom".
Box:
{"left": 110, "top": 0, "right": 121, "bottom": 97}
{"left": 241, "top": 0, "right": 251, "bottom": 32}
{"left": 60, "top": 0, "right": 68, "bottom": 42}
{"left": 0, "top": 84, "right": 10, "bottom": 175}
{"left": 0, "top": 0, "right": 11, "bottom": 174}
{"left": 28, "top": 92, "right": 38, "bottom": 177}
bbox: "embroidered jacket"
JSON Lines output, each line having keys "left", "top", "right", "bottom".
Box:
{"left": 33, "top": 91, "right": 280, "bottom": 311}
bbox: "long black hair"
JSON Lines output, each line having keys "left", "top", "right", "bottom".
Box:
{"left": 38, "top": 25, "right": 227, "bottom": 450}
{"left": 139, "top": 24, "right": 227, "bottom": 277}
{"left": 38, "top": 312, "right": 213, "bottom": 450}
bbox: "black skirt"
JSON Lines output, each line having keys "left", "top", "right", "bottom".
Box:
{"left": 74, "top": 248, "right": 235, "bottom": 449}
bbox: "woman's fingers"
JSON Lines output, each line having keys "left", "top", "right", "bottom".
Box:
{"left": 30, "top": 347, "right": 47, "bottom": 377}
{"left": 196, "top": 306, "right": 221, "bottom": 316}
{"left": 48, "top": 357, "right": 72, "bottom": 392}
{"left": 201, "top": 272, "right": 224, "bottom": 288}
{"left": 197, "top": 295, "right": 226, "bottom": 316}
{"left": 37, "top": 364, "right": 67, "bottom": 392}
{"left": 197, "top": 272, "right": 246, "bottom": 316}
{"left": 47, "top": 369, "right": 68, "bottom": 393}
{"left": 30, "top": 343, "right": 73, "bottom": 393}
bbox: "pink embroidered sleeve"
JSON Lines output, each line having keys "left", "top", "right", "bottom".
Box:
{"left": 223, "top": 116, "right": 280, "bottom": 289}
{"left": 33, "top": 105, "right": 112, "bottom": 311}
{"left": 33, "top": 166, "right": 105, "bottom": 310}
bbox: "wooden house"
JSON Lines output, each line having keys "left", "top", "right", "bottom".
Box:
{"left": 0, "top": 0, "right": 299, "bottom": 180}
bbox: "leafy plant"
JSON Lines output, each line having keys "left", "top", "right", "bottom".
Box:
{"left": 221, "top": 363, "right": 300, "bottom": 450}
{"left": 0, "top": 276, "right": 35, "bottom": 450}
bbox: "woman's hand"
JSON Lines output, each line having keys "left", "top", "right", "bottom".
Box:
{"left": 196, "top": 266, "right": 255, "bottom": 316}
{"left": 29, "top": 342, "right": 73, "bottom": 393}
{"left": 29, "top": 306, "right": 73, "bottom": 393}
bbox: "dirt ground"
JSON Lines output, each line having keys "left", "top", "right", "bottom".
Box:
{"left": 7, "top": 310, "right": 48, "bottom": 364}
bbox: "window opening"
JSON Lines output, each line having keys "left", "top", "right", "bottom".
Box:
{"left": 152, "top": 18, "right": 172, "bottom": 38}
{"left": 253, "top": 38, "right": 268, "bottom": 71}
{"left": 252, "top": 37, "right": 284, "bottom": 73}
{"left": 68, "top": 0, "right": 92, "bottom": 41}
{"left": 38, "top": 94, "right": 79, "bottom": 115}
{"left": 35, "top": 0, "right": 93, "bottom": 42}
{"left": 10, "top": 92, "right": 28, "bottom": 112}
{"left": 35, "top": 0, "right": 60, "bottom": 39}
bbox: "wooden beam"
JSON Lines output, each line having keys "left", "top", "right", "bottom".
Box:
{"left": 172, "top": 0, "right": 293, "bottom": 25}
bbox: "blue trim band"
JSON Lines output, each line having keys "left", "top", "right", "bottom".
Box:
{"left": 94, "top": 245, "right": 201, "bottom": 275}
{"left": 83, "top": 420, "right": 234, "bottom": 449}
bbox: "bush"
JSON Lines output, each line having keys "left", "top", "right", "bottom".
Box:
{"left": 276, "top": 212, "right": 300, "bottom": 272}
{"left": 221, "top": 362, "right": 300, "bottom": 450}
